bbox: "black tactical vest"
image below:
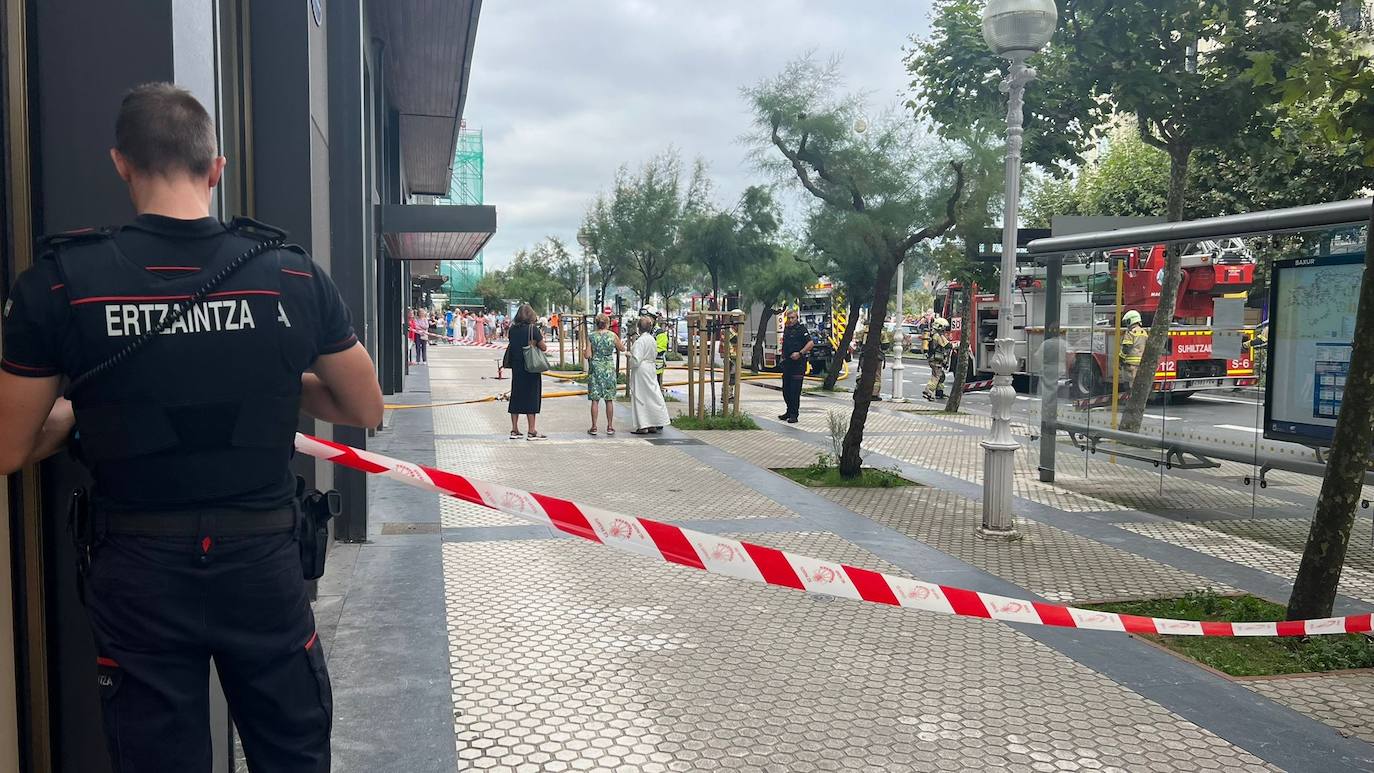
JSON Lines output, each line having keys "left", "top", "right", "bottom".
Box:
{"left": 49, "top": 221, "right": 314, "bottom": 510}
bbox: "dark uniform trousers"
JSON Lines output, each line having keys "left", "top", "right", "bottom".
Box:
{"left": 781, "top": 359, "right": 804, "bottom": 418}
{"left": 88, "top": 529, "right": 331, "bottom": 772}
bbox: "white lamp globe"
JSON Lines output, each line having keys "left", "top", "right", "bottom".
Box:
{"left": 982, "top": 0, "right": 1058, "bottom": 57}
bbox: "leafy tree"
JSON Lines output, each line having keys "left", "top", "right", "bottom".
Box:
{"left": 905, "top": 0, "right": 1104, "bottom": 173}
{"left": 1026, "top": 113, "right": 1374, "bottom": 227}
{"left": 540, "top": 236, "right": 584, "bottom": 314}
{"left": 803, "top": 206, "right": 882, "bottom": 392}
{"left": 658, "top": 259, "right": 703, "bottom": 316}
{"left": 1062, "top": 0, "right": 1320, "bottom": 432}
{"left": 738, "top": 245, "right": 815, "bottom": 371}
{"left": 746, "top": 57, "right": 967, "bottom": 478}
{"left": 500, "top": 248, "right": 561, "bottom": 312}
{"left": 911, "top": 0, "right": 1323, "bottom": 432}
{"left": 1248, "top": 7, "right": 1374, "bottom": 620}
{"left": 472, "top": 271, "right": 508, "bottom": 312}
{"left": 578, "top": 195, "right": 621, "bottom": 309}
{"left": 605, "top": 151, "right": 706, "bottom": 306}
{"left": 678, "top": 184, "right": 781, "bottom": 308}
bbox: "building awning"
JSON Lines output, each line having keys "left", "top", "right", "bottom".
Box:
{"left": 380, "top": 203, "right": 496, "bottom": 262}
{"left": 369, "top": 0, "right": 482, "bottom": 196}
{"left": 410, "top": 274, "right": 448, "bottom": 293}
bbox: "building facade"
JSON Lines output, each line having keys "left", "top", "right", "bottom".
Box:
{"left": 439, "top": 126, "right": 487, "bottom": 308}
{"left": 0, "top": 1, "right": 492, "bottom": 770}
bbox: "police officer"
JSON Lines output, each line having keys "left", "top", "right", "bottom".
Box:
{"left": 0, "top": 83, "right": 383, "bottom": 772}
{"left": 1119, "top": 309, "right": 1148, "bottom": 389}
{"left": 923, "top": 317, "right": 952, "bottom": 401}
{"left": 778, "top": 309, "right": 814, "bottom": 423}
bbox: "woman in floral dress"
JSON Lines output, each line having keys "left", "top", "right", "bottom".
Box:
{"left": 584, "top": 313, "right": 624, "bottom": 435}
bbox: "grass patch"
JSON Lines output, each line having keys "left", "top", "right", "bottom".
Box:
{"left": 1084, "top": 592, "right": 1374, "bottom": 677}
{"left": 670, "top": 413, "right": 759, "bottom": 430}
{"left": 773, "top": 453, "right": 917, "bottom": 488}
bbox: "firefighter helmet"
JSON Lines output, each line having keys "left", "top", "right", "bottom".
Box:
{"left": 933, "top": 317, "right": 950, "bottom": 330}
{"left": 1122, "top": 310, "right": 1142, "bottom": 326}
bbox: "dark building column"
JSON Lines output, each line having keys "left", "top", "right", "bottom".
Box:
{"left": 326, "top": 0, "right": 370, "bottom": 541}
{"left": 249, "top": 0, "right": 330, "bottom": 492}
{"left": 27, "top": 3, "right": 236, "bottom": 770}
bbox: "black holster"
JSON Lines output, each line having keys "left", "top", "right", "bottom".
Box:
{"left": 295, "top": 476, "right": 341, "bottom": 581}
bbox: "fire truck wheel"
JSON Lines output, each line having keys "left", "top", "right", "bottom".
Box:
{"left": 1071, "top": 357, "right": 1103, "bottom": 399}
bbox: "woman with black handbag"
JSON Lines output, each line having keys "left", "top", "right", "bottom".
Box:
{"left": 506, "top": 303, "right": 550, "bottom": 439}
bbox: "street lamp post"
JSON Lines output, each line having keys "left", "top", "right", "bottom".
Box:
{"left": 978, "top": 0, "right": 1056, "bottom": 541}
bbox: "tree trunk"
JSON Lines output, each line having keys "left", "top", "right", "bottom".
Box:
{"left": 944, "top": 287, "right": 973, "bottom": 413}
{"left": 751, "top": 307, "right": 775, "bottom": 372}
{"left": 1286, "top": 205, "right": 1374, "bottom": 619}
{"left": 839, "top": 260, "right": 897, "bottom": 478}
{"left": 822, "top": 293, "right": 863, "bottom": 390}
{"left": 1119, "top": 144, "right": 1191, "bottom": 433}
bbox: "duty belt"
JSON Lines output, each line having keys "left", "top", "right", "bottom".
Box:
{"left": 103, "top": 506, "right": 296, "bottom": 537}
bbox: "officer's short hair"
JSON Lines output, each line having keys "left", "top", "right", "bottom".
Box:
{"left": 115, "top": 82, "right": 218, "bottom": 177}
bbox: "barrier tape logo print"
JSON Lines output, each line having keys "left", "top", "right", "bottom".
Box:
{"left": 294, "top": 433, "right": 1373, "bottom": 638}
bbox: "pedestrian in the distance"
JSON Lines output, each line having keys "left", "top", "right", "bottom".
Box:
{"left": 445, "top": 307, "right": 455, "bottom": 342}
{"left": 414, "top": 309, "right": 429, "bottom": 363}
{"left": 584, "top": 313, "right": 624, "bottom": 435}
{"left": 474, "top": 310, "right": 488, "bottom": 346}
{"left": 507, "top": 304, "right": 548, "bottom": 439}
{"left": 0, "top": 81, "right": 384, "bottom": 771}
{"left": 778, "top": 309, "right": 814, "bottom": 423}
{"left": 629, "top": 315, "right": 670, "bottom": 434}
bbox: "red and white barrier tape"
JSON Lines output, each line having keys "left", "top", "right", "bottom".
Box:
{"left": 962, "top": 378, "right": 994, "bottom": 393}
{"left": 425, "top": 330, "right": 506, "bottom": 349}
{"left": 294, "top": 433, "right": 1371, "bottom": 638}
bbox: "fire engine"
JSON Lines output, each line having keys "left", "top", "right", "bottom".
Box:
{"left": 747, "top": 280, "right": 845, "bottom": 375}
{"left": 939, "top": 239, "right": 1259, "bottom": 400}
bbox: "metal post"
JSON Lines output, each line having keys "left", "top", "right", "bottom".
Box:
{"left": 1038, "top": 254, "right": 1062, "bottom": 482}
{"left": 980, "top": 51, "right": 1034, "bottom": 541}
{"left": 583, "top": 256, "right": 591, "bottom": 314}
{"left": 892, "top": 261, "right": 906, "bottom": 401}
{"left": 1109, "top": 261, "right": 1125, "bottom": 429}
{"left": 686, "top": 315, "right": 695, "bottom": 418}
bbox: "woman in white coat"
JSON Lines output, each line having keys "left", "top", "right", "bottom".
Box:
{"left": 628, "top": 315, "right": 670, "bottom": 434}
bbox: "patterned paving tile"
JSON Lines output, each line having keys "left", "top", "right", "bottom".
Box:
{"left": 1117, "top": 520, "right": 1374, "bottom": 605}
{"left": 434, "top": 439, "right": 798, "bottom": 525}
{"left": 440, "top": 533, "right": 1275, "bottom": 772}
{"left": 1246, "top": 674, "right": 1374, "bottom": 744}
{"left": 817, "top": 486, "right": 1231, "bottom": 604}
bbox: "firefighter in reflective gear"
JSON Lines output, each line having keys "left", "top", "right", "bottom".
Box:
{"left": 1249, "top": 319, "right": 1268, "bottom": 388}
{"left": 1118, "top": 309, "right": 1148, "bottom": 388}
{"left": 0, "top": 84, "right": 384, "bottom": 772}
{"left": 923, "top": 318, "right": 953, "bottom": 400}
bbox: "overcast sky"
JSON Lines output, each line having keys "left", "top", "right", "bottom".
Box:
{"left": 464, "top": 1, "right": 937, "bottom": 270}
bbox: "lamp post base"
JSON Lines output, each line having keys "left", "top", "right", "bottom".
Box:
{"left": 979, "top": 337, "right": 1020, "bottom": 539}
